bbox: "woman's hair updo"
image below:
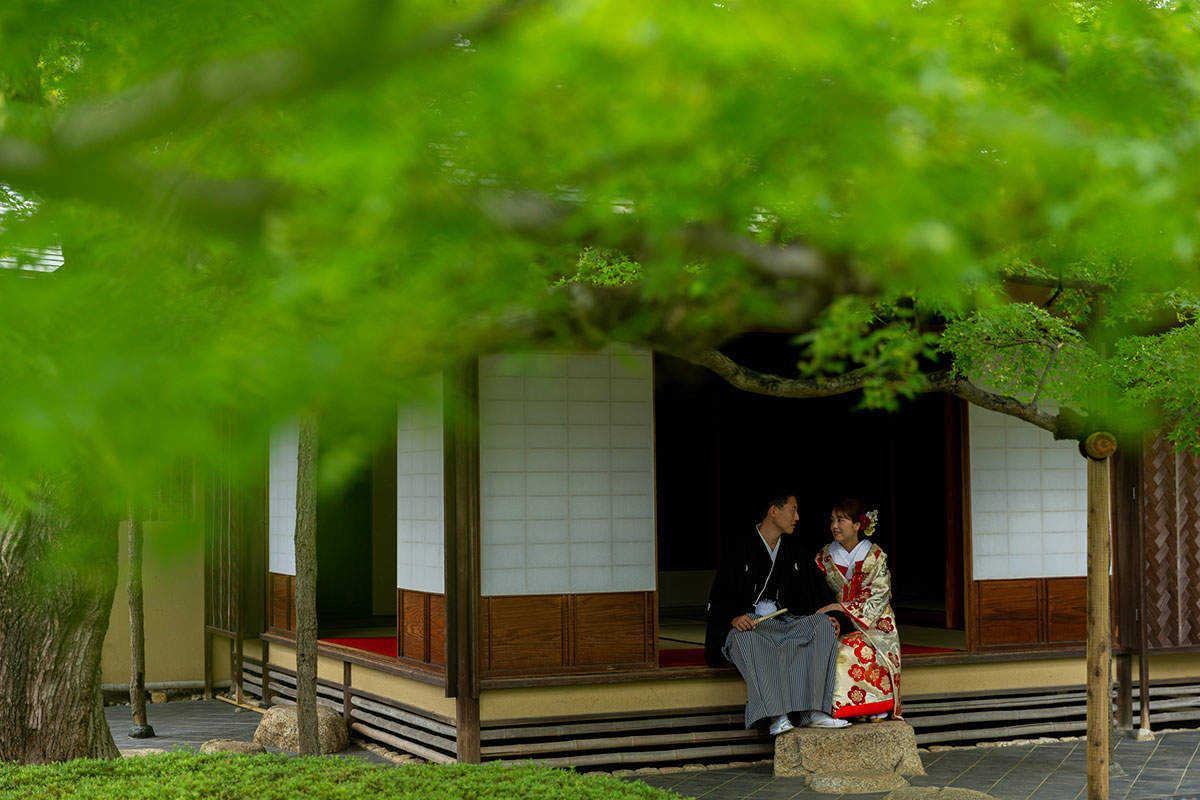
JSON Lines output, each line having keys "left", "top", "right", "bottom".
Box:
{"left": 832, "top": 496, "right": 866, "bottom": 524}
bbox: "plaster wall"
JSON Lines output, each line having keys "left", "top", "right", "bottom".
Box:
{"left": 101, "top": 521, "right": 207, "bottom": 685}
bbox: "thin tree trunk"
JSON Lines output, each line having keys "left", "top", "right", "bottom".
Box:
{"left": 295, "top": 414, "right": 319, "bottom": 756}
{"left": 1084, "top": 433, "right": 1116, "bottom": 800}
{"left": 0, "top": 479, "right": 120, "bottom": 763}
{"left": 127, "top": 506, "right": 154, "bottom": 738}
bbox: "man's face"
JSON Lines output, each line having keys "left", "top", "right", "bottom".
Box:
{"left": 770, "top": 497, "right": 800, "bottom": 534}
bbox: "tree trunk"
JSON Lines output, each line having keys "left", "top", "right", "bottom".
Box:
{"left": 0, "top": 481, "right": 120, "bottom": 763}
{"left": 294, "top": 414, "right": 319, "bottom": 756}
{"left": 126, "top": 506, "right": 154, "bottom": 738}
{"left": 1084, "top": 433, "right": 1116, "bottom": 800}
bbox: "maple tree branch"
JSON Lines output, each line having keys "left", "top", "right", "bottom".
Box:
{"left": 1000, "top": 272, "right": 1112, "bottom": 293}
{"left": 675, "top": 347, "right": 1064, "bottom": 436}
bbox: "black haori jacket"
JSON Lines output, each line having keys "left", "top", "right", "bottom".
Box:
{"left": 704, "top": 532, "right": 851, "bottom": 668}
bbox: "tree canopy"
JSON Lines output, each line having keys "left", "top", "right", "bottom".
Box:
{"left": 1, "top": 0, "right": 1200, "bottom": 510}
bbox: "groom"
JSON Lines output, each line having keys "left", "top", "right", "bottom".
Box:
{"left": 705, "top": 490, "right": 851, "bottom": 733}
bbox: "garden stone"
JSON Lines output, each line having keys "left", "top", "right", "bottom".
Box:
{"left": 253, "top": 705, "right": 349, "bottom": 754}
{"left": 200, "top": 738, "right": 267, "bottom": 755}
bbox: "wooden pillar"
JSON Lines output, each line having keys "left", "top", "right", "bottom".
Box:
{"left": 233, "top": 634, "right": 245, "bottom": 706}
{"left": 1136, "top": 490, "right": 1152, "bottom": 741}
{"left": 261, "top": 640, "right": 272, "bottom": 706}
{"left": 1085, "top": 432, "right": 1116, "bottom": 800}
{"left": 1114, "top": 655, "right": 1132, "bottom": 732}
{"left": 343, "top": 662, "right": 353, "bottom": 723}
{"left": 1111, "top": 438, "right": 1137, "bottom": 734}
{"left": 203, "top": 630, "right": 213, "bottom": 700}
{"left": 443, "top": 362, "right": 481, "bottom": 763}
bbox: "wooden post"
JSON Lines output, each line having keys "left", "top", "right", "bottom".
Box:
{"left": 1114, "top": 655, "right": 1132, "bottom": 732}
{"left": 1136, "top": 482, "right": 1152, "bottom": 741}
{"left": 203, "top": 631, "right": 213, "bottom": 700}
{"left": 443, "top": 363, "right": 482, "bottom": 763}
{"left": 261, "top": 640, "right": 272, "bottom": 706}
{"left": 234, "top": 634, "right": 245, "bottom": 706}
{"left": 127, "top": 508, "right": 155, "bottom": 738}
{"left": 1085, "top": 431, "right": 1116, "bottom": 800}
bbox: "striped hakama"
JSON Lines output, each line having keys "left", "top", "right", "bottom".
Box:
{"left": 722, "top": 612, "right": 839, "bottom": 728}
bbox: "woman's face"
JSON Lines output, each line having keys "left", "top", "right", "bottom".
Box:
{"left": 830, "top": 509, "right": 861, "bottom": 549}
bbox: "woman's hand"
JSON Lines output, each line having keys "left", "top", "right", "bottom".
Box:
{"left": 731, "top": 614, "right": 755, "bottom": 632}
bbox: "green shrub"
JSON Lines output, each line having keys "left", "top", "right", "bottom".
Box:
{"left": 0, "top": 753, "right": 687, "bottom": 799}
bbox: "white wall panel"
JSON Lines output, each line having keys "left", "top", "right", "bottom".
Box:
{"left": 396, "top": 375, "right": 445, "bottom": 594}
{"left": 968, "top": 405, "right": 1089, "bottom": 579}
{"left": 479, "top": 345, "right": 656, "bottom": 595}
{"left": 268, "top": 423, "right": 299, "bottom": 576}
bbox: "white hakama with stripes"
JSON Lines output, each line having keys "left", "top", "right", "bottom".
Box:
{"left": 722, "top": 612, "right": 839, "bottom": 728}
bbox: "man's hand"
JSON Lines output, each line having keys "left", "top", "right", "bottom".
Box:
{"left": 826, "top": 615, "right": 841, "bottom": 636}
{"left": 731, "top": 614, "right": 755, "bottom": 632}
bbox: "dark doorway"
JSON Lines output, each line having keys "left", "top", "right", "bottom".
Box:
{"left": 654, "top": 338, "right": 965, "bottom": 650}
{"left": 315, "top": 436, "right": 398, "bottom": 637}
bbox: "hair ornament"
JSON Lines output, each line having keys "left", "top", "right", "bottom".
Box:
{"left": 859, "top": 509, "right": 879, "bottom": 537}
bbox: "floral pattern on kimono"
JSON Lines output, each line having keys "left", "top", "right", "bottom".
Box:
{"left": 816, "top": 542, "right": 902, "bottom": 719}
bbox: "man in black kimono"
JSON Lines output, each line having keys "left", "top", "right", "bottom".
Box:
{"left": 705, "top": 491, "right": 852, "bottom": 733}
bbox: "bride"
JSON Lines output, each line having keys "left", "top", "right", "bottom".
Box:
{"left": 815, "top": 497, "right": 901, "bottom": 721}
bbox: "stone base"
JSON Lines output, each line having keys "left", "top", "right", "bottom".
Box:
{"left": 883, "top": 788, "right": 997, "bottom": 800}
{"left": 774, "top": 720, "right": 924, "bottom": 778}
{"left": 809, "top": 771, "right": 909, "bottom": 794}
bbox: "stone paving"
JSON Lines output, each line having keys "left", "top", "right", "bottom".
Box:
{"left": 631, "top": 736, "right": 1200, "bottom": 799}
{"left": 106, "top": 700, "right": 1200, "bottom": 799}
{"left": 103, "top": 700, "right": 388, "bottom": 763}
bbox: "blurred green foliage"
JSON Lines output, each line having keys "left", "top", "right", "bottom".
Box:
{"left": 0, "top": 0, "right": 1199, "bottom": 516}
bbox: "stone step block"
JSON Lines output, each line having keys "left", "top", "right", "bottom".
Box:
{"left": 774, "top": 720, "right": 925, "bottom": 778}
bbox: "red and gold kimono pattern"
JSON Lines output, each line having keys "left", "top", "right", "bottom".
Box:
{"left": 816, "top": 542, "right": 902, "bottom": 719}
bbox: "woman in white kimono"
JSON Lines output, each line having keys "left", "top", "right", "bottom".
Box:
{"left": 815, "top": 497, "right": 902, "bottom": 720}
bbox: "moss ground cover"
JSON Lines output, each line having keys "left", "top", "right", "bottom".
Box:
{"left": 0, "top": 753, "right": 687, "bottom": 799}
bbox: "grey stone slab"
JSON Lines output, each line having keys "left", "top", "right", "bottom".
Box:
{"left": 690, "top": 788, "right": 762, "bottom": 800}
{"left": 1127, "top": 784, "right": 1185, "bottom": 800}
